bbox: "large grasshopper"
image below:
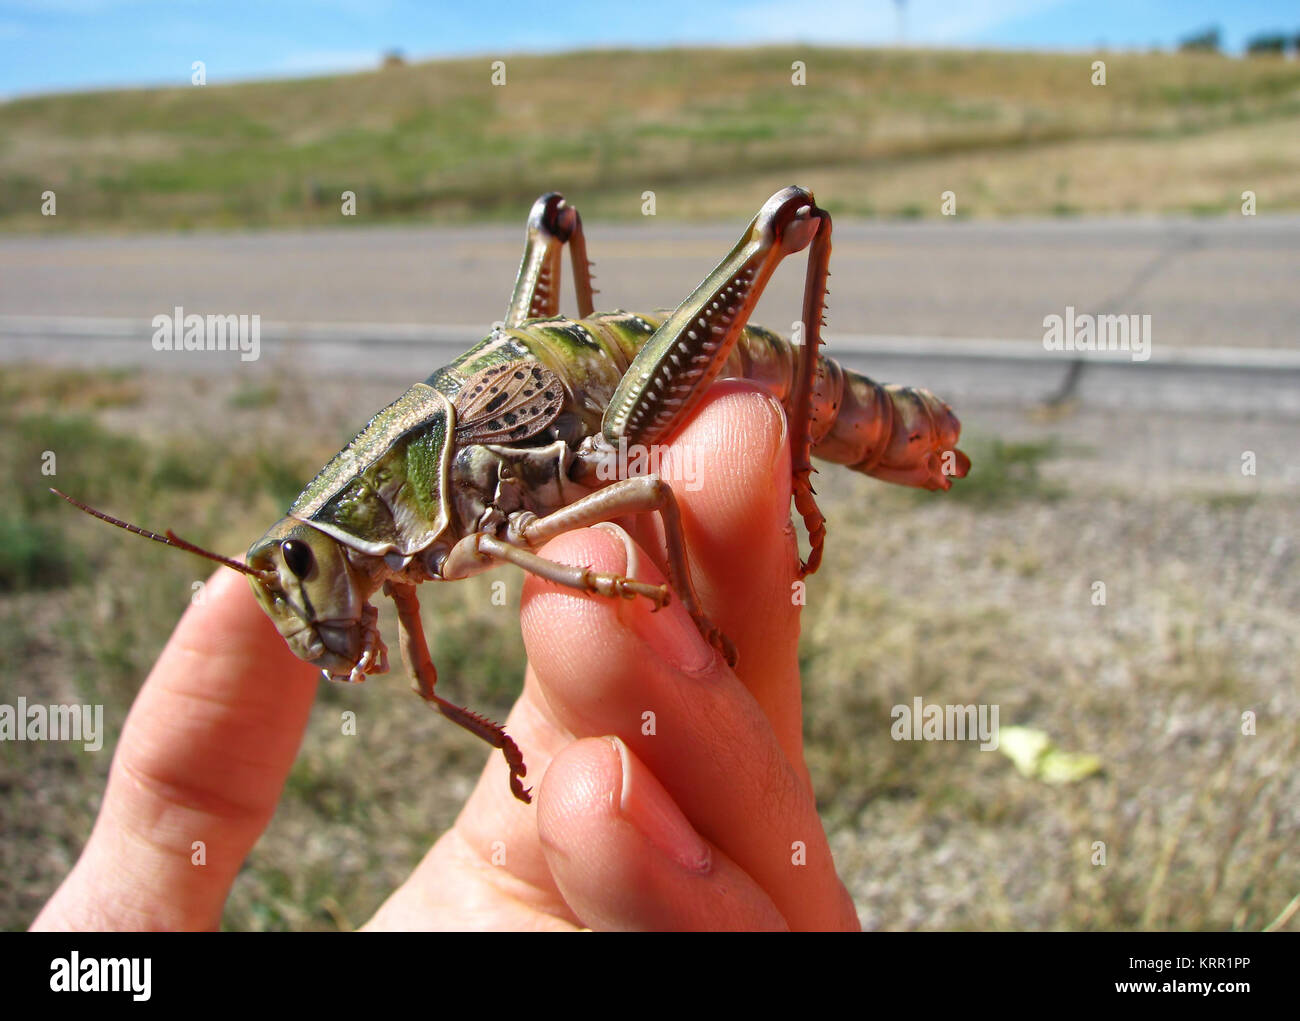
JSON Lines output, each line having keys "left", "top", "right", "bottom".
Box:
{"left": 57, "top": 186, "right": 969, "bottom": 804}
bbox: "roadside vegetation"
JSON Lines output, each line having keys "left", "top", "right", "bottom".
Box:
{"left": 2, "top": 365, "right": 1294, "bottom": 930}
{"left": 3, "top": 46, "right": 1299, "bottom": 231}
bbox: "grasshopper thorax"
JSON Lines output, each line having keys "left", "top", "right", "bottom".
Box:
{"left": 241, "top": 382, "right": 467, "bottom": 683}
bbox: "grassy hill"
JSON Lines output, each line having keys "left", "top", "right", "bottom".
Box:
{"left": 2, "top": 46, "right": 1300, "bottom": 231}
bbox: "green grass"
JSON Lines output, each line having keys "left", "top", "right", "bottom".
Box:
{"left": 228, "top": 383, "right": 281, "bottom": 410}
{"left": 945, "top": 437, "right": 1065, "bottom": 507}
{"left": 0, "top": 515, "right": 79, "bottom": 592}
{"left": 3, "top": 46, "right": 1300, "bottom": 231}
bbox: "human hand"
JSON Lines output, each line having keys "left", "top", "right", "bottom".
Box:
{"left": 33, "top": 381, "right": 859, "bottom": 931}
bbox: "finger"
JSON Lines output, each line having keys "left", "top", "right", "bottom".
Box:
{"left": 370, "top": 670, "right": 583, "bottom": 929}
{"left": 632, "top": 381, "right": 806, "bottom": 765}
{"left": 32, "top": 568, "right": 319, "bottom": 931}
{"left": 379, "top": 382, "right": 816, "bottom": 926}
{"left": 519, "top": 525, "right": 858, "bottom": 930}
{"left": 538, "top": 736, "right": 787, "bottom": 930}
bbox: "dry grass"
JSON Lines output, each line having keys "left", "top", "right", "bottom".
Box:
{"left": 0, "top": 364, "right": 1295, "bottom": 930}
{"left": 2, "top": 47, "right": 1299, "bottom": 231}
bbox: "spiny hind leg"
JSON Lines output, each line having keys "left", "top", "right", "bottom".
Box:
{"left": 788, "top": 211, "right": 832, "bottom": 577}
{"left": 495, "top": 478, "right": 737, "bottom": 667}
{"left": 599, "top": 185, "right": 831, "bottom": 577}
{"left": 505, "top": 193, "right": 596, "bottom": 326}
{"left": 600, "top": 187, "right": 824, "bottom": 449}
{"left": 384, "top": 580, "right": 531, "bottom": 804}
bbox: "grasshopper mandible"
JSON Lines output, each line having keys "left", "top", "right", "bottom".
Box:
{"left": 56, "top": 186, "right": 970, "bottom": 804}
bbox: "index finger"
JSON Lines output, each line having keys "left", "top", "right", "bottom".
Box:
{"left": 32, "top": 568, "right": 319, "bottom": 931}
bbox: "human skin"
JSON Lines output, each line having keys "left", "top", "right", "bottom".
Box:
{"left": 32, "top": 381, "right": 859, "bottom": 931}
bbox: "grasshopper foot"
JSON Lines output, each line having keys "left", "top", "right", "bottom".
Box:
{"left": 500, "top": 732, "right": 532, "bottom": 804}
{"left": 583, "top": 567, "right": 671, "bottom": 609}
{"left": 692, "top": 614, "right": 738, "bottom": 668}
{"left": 431, "top": 697, "right": 532, "bottom": 805}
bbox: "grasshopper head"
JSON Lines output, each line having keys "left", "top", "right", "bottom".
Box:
{"left": 245, "top": 517, "right": 388, "bottom": 684}
{"left": 48, "top": 488, "right": 390, "bottom": 685}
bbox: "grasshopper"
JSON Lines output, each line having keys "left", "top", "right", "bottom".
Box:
{"left": 56, "top": 186, "right": 969, "bottom": 804}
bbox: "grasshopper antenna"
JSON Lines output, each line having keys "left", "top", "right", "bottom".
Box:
{"left": 50, "top": 488, "right": 270, "bottom": 580}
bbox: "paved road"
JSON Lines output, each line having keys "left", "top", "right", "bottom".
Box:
{"left": 3, "top": 216, "right": 1298, "bottom": 415}
{"left": 2, "top": 216, "right": 1298, "bottom": 349}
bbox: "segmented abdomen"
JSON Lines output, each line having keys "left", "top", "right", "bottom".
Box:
{"left": 428, "top": 311, "right": 968, "bottom": 491}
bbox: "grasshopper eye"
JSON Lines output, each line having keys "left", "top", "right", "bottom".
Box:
{"left": 281, "top": 539, "right": 315, "bottom": 579}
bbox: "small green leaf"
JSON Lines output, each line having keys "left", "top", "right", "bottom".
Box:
{"left": 999, "top": 725, "right": 1103, "bottom": 784}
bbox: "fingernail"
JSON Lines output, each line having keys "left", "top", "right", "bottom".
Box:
{"left": 591, "top": 522, "right": 715, "bottom": 674}
{"left": 608, "top": 736, "right": 711, "bottom": 874}
{"left": 761, "top": 391, "right": 790, "bottom": 471}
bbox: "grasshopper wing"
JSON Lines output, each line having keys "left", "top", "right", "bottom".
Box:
{"left": 453, "top": 360, "right": 566, "bottom": 443}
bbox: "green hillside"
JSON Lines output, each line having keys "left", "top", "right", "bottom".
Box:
{"left": 2, "top": 46, "right": 1299, "bottom": 230}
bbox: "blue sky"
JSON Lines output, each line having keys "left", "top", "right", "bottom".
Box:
{"left": 1, "top": 1, "right": 1296, "bottom": 98}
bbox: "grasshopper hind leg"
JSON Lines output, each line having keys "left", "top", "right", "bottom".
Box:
{"left": 505, "top": 193, "right": 596, "bottom": 327}
{"left": 600, "top": 185, "right": 832, "bottom": 578}
{"left": 788, "top": 210, "right": 832, "bottom": 576}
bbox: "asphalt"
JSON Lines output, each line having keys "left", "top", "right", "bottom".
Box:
{"left": 2, "top": 216, "right": 1298, "bottom": 414}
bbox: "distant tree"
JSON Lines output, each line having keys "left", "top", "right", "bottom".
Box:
{"left": 382, "top": 50, "right": 407, "bottom": 69}
{"left": 1245, "top": 32, "right": 1287, "bottom": 56}
{"left": 1178, "top": 26, "right": 1221, "bottom": 53}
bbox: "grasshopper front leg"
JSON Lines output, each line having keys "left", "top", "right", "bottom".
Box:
{"left": 603, "top": 185, "right": 832, "bottom": 576}
{"left": 384, "top": 526, "right": 665, "bottom": 808}
{"left": 384, "top": 580, "right": 531, "bottom": 803}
